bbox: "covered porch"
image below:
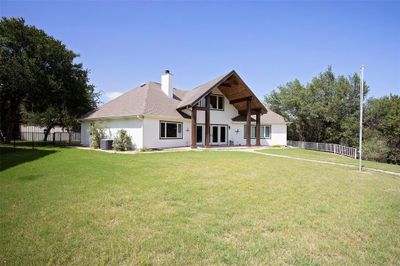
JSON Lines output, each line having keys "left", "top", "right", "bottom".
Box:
{"left": 177, "top": 70, "right": 267, "bottom": 148}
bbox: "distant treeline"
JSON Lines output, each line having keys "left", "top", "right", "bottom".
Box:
{"left": 265, "top": 67, "right": 400, "bottom": 164}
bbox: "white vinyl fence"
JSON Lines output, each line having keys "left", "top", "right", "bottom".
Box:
{"left": 20, "top": 131, "right": 80, "bottom": 144}
{"left": 288, "top": 140, "right": 358, "bottom": 159}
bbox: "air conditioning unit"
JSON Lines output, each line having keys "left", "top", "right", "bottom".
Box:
{"left": 100, "top": 139, "right": 113, "bottom": 150}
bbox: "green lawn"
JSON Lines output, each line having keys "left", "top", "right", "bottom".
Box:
{"left": 260, "top": 147, "right": 400, "bottom": 174}
{"left": 1, "top": 146, "right": 399, "bottom": 265}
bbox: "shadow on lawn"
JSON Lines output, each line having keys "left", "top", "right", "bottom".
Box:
{"left": 0, "top": 146, "right": 57, "bottom": 172}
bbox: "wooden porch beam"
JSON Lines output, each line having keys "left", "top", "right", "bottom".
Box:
{"left": 230, "top": 96, "right": 252, "bottom": 105}
{"left": 256, "top": 113, "right": 261, "bottom": 146}
{"left": 191, "top": 104, "right": 197, "bottom": 148}
{"left": 205, "top": 95, "right": 210, "bottom": 148}
{"left": 219, "top": 83, "right": 231, "bottom": 88}
{"left": 246, "top": 97, "right": 252, "bottom": 147}
{"left": 239, "top": 108, "right": 262, "bottom": 116}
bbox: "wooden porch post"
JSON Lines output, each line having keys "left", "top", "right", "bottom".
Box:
{"left": 205, "top": 94, "right": 210, "bottom": 148}
{"left": 255, "top": 112, "right": 261, "bottom": 146}
{"left": 191, "top": 104, "right": 197, "bottom": 148}
{"left": 246, "top": 97, "right": 252, "bottom": 147}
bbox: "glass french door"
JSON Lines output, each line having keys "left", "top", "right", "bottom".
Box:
{"left": 196, "top": 125, "right": 203, "bottom": 144}
{"left": 211, "top": 125, "right": 227, "bottom": 145}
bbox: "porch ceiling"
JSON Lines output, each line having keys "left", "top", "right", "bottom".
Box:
{"left": 216, "top": 72, "right": 267, "bottom": 114}
{"left": 177, "top": 70, "right": 267, "bottom": 114}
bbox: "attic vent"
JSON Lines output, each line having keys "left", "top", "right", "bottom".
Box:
{"left": 140, "top": 83, "right": 146, "bottom": 87}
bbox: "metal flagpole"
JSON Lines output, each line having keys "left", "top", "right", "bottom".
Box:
{"left": 359, "top": 65, "right": 364, "bottom": 172}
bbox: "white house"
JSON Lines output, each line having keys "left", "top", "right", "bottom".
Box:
{"left": 80, "top": 70, "right": 288, "bottom": 149}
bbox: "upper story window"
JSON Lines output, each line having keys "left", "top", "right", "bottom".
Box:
{"left": 197, "top": 95, "right": 224, "bottom": 110}
{"left": 199, "top": 98, "right": 206, "bottom": 107}
{"left": 210, "top": 95, "right": 224, "bottom": 110}
{"left": 160, "top": 121, "right": 183, "bottom": 139}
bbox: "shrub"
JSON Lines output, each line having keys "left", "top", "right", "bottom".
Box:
{"left": 112, "top": 129, "right": 132, "bottom": 151}
{"left": 88, "top": 122, "right": 106, "bottom": 148}
{"left": 363, "top": 130, "right": 390, "bottom": 162}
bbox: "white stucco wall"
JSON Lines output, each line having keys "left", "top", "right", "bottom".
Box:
{"left": 269, "top": 124, "right": 287, "bottom": 146}
{"left": 80, "top": 87, "right": 287, "bottom": 149}
{"left": 226, "top": 123, "right": 287, "bottom": 146}
{"left": 142, "top": 117, "right": 191, "bottom": 149}
{"left": 80, "top": 118, "right": 143, "bottom": 149}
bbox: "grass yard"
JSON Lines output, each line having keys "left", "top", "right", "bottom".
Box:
{"left": 1, "top": 146, "right": 399, "bottom": 265}
{"left": 260, "top": 147, "right": 400, "bottom": 174}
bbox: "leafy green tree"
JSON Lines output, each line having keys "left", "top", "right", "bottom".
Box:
{"left": 364, "top": 95, "right": 400, "bottom": 164}
{"left": 0, "top": 17, "right": 98, "bottom": 142}
{"left": 362, "top": 129, "right": 390, "bottom": 162}
{"left": 265, "top": 66, "right": 368, "bottom": 145}
{"left": 265, "top": 79, "right": 310, "bottom": 140}
{"left": 265, "top": 66, "right": 400, "bottom": 164}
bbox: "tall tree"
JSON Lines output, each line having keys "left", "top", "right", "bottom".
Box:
{"left": 265, "top": 67, "right": 368, "bottom": 145}
{"left": 364, "top": 95, "right": 400, "bottom": 163}
{"left": 265, "top": 67, "right": 400, "bottom": 164}
{"left": 0, "top": 17, "right": 98, "bottom": 142}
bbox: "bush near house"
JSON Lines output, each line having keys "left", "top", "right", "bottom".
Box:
{"left": 88, "top": 123, "right": 106, "bottom": 148}
{"left": 112, "top": 129, "right": 132, "bottom": 151}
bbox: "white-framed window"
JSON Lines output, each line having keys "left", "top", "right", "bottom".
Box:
{"left": 198, "top": 95, "right": 224, "bottom": 110}
{"left": 199, "top": 98, "right": 206, "bottom": 107}
{"left": 244, "top": 125, "right": 271, "bottom": 139}
{"left": 160, "top": 121, "right": 183, "bottom": 139}
{"left": 210, "top": 95, "right": 224, "bottom": 110}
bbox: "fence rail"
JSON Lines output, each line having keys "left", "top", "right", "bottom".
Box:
{"left": 19, "top": 131, "right": 80, "bottom": 145}
{"left": 287, "top": 140, "right": 358, "bottom": 159}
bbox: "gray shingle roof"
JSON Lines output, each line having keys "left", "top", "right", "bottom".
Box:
{"left": 80, "top": 82, "right": 185, "bottom": 120}
{"left": 80, "top": 72, "right": 286, "bottom": 124}
{"left": 260, "top": 108, "right": 287, "bottom": 124}
{"left": 231, "top": 115, "right": 256, "bottom": 122}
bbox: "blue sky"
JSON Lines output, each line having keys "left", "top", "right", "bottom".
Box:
{"left": 1, "top": 0, "right": 399, "bottom": 103}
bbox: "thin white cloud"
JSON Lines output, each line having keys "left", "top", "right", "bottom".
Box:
{"left": 105, "top": 91, "right": 123, "bottom": 101}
